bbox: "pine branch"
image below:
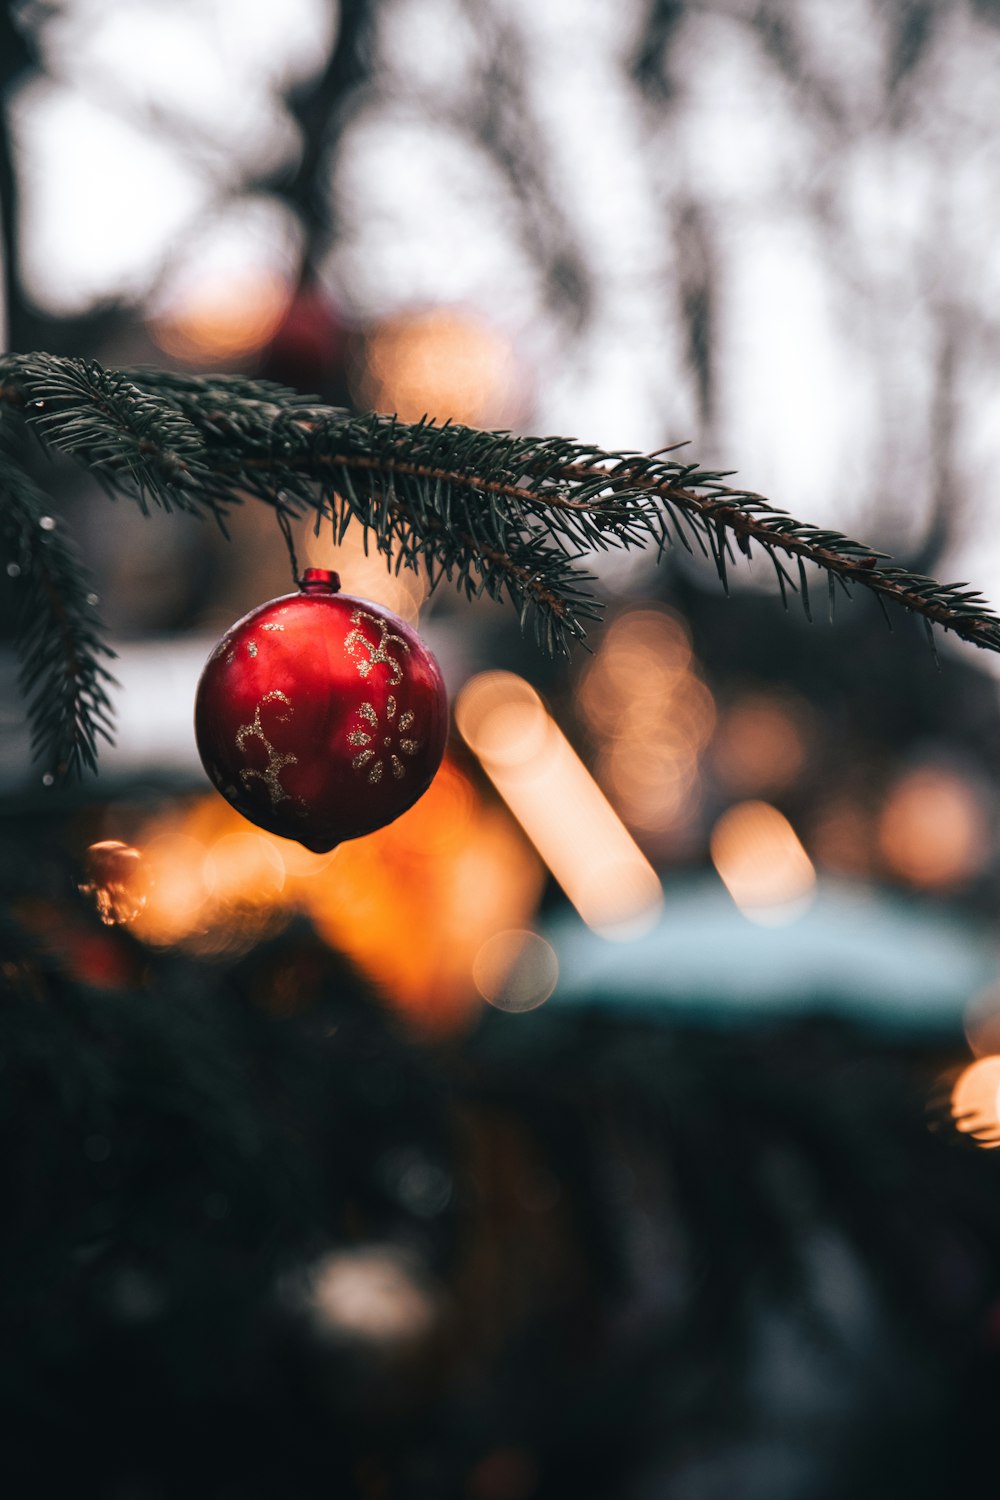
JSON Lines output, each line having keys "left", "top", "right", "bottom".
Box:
{"left": 0, "top": 444, "right": 116, "bottom": 778}
{"left": 2, "top": 351, "right": 1000, "bottom": 777}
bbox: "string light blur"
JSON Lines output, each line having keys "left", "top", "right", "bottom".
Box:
{"left": 472, "top": 930, "right": 559, "bottom": 1013}
{"left": 456, "top": 671, "right": 663, "bottom": 940}
{"left": 710, "top": 800, "right": 816, "bottom": 925}
{"left": 950, "top": 1055, "right": 1000, "bottom": 1147}
{"left": 578, "top": 607, "right": 714, "bottom": 839}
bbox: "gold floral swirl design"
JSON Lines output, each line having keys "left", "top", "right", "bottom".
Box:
{"left": 348, "top": 694, "right": 421, "bottom": 784}
{"left": 235, "top": 690, "right": 299, "bottom": 807}
{"left": 344, "top": 608, "right": 410, "bottom": 686}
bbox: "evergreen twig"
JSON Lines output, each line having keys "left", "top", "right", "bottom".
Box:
{"left": 2, "top": 351, "right": 999, "bottom": 777}
{"left": 0, "top": 442, "right": 116, "bottom": 777}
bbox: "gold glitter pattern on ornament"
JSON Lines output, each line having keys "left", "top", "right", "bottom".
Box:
{"left": 248, "top": 641, "right": 258, "bottom": 658}
{"left": 235, "top": 690, "right": 298, "bottom": 807}
{"left": 262, "top": 623, "right": 285, "bottom": 631}
{"left": 348, "top": 695, "right": 422, "bottom": 784}
{"left": 344, "top": 609, "right": 410, "bottom": 685}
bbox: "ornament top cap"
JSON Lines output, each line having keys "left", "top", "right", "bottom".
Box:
{"left": 300, "top": 567, "right": 341, "bottom": 595}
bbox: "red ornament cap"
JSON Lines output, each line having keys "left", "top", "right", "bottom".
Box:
{"left": 300, "top": 567, "right": 341, "bottom": 594}
{"left": 194, "top": 576, "right": 449, "bottom": 852}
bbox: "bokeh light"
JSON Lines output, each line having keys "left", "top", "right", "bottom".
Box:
{"left": 149, "top": 269, "right": 291, "bottom": 364}
{"left": 710, "top": 800, "right": 816, "bottom": 925}
{"left": 457, "top": 671, "right": 663, "bottom": 939}
{"left": 79, "top": 839, "right": 148, "bottom": 926}
{"left": 131, "top": 832, "right": 211, "bottom": 948}
{"left": 472, "top": 930, "right": 559, "bottom": 1014}
{"left": 309, "top": 1246, "right": 439, "bottom": 1346}
{"left": 353, "top": 308, "right": 520, "bottom": 426}
{"left": 950, "top": 1055, "right": 1000, "bottom": 1146}
{"left": 202, "top": 832, "right": 286, "bottom": 907}
{"left": 579, "top": 606, "right": 715, "bottom": 842}
{"left": 125, "top": 756, "right": 542, "bottom": 1030}
{"left": 878, "top": 766, "right": 990, "bottom": 889}
{"left": 303, "top": 524, "right": 428, "bottom": 626}
{"left": 711, "top": 690, "right": 810, "bottom": 797}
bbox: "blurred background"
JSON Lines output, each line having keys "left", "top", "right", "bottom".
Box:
{"left": 5, "top": 1, "right": 1000, "bottom": 1496}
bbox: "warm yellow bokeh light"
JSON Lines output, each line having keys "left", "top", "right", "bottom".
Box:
{"left": 710, "top": 800, "right": 816, "bottom": 924}
{"left": 303, "top": 524, "right": 428, "bottom": 626}
{"left": 150, "top": 270, "right": 290, "bottom": 364}
{"left": 457, "top": 671, "right": 663, "bottom": 939}
{"left": 878, "top": 766, "right": 989, "bottom": 889}
{"left": 125, "top": 754, "right": 543, "bottom": 1031}
{"left": 132, "top": 832, "right": 211, "bottom": 947}
{"left": 950, "top": 1055, "right": 1000, "bottom": 1146}
{"left": 202, "top": 833, "right": 286, "bottom": 906}
{"left": 302, "top": 757, "right": 543, "bottom": 1029}
{"left": 579, "top": 607, "right": 714, "bottom": 837}
{"left": 472, "top": 929, "right": 559, "bottom": 1013}
{"left": 711, "top": 691, "right": 810, "bottom": 797}
{"left": 354, "top": 309, "right": 519, "bottom": 426}
{"left": 79, "top": 839, "right": 148, "bottom": 926}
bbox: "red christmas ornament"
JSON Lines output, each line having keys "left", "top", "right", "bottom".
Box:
{"left": 194, "top": 569, "right": 449, "bottom": 852}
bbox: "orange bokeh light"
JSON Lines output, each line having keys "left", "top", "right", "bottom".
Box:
{"left": 125, "top": 756, "right": 543, "bottom": 1032}
{"left": 878, "top": 766, "right": 989, "bottom": 889}
{"left": 457, "top": 671, "right": 663, "bottom": 939}
{"left": 354, "top": 309, "right": 519, "bottom": 427}
{"left": 711, "top": 691, "right": 810, "bottom": 797}
{"left": 150, "top": 270, "right": 291, "bottom": 364}
{"left": 578, "top": 607, "right": 714, "bottom": 838}
{"left": 710, "top": 800, "right": 816, "bottom": 924}
{"left": 950, "top": 1055, "right": 1000, "bottom": 1146}
{"left": 79, "top": 839, "right": 148, "bottom": 926}
{"left": 303, "top": 525, "right": 428, "bottom": 626}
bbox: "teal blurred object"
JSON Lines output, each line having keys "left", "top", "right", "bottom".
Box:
{"left": 545, "top": 877, "right": 1000, "bottom": 1036}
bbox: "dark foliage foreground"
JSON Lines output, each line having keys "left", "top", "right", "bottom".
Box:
{"left": 2, "top": 892, "right": 999, "bottom": 1500}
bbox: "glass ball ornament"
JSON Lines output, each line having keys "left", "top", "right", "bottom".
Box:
{"left": 194, "top": 569, "right": 449, "bottom": 852}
